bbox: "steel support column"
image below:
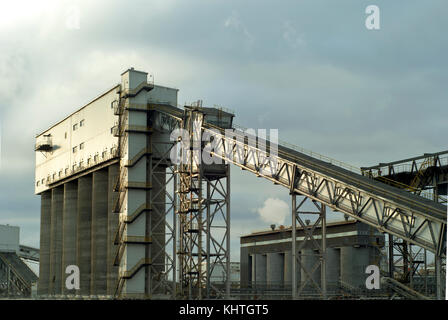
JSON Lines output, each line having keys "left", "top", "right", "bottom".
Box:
{"left": 292, "top": 194, "right": 327, "bottom": 298}
{"left": 177, "top": 107, "right": 231, "bottom": 299}
{"left": 291, "top": 194, "right": 297, "bottom": 299}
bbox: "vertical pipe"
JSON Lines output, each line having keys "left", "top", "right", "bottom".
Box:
{"left": 206, "top": 179, "right": 211, "bottom": 299}
{"left": 291, "top": 193, "right": 297, "bottom": 299}
{"left": 62, "top": 181, "right": 78, "bottom": 295}
{"left": 321, "top": 204, "right": 327, "bottom": 299}
{"left": 388, "top": 234, "right": 394, "bottom": 279}
{"left": 436, "top": 255, "right": 442, "bottom": 300}
{"left": 91, "top": 169, "right": 109, "bottom": 295}
{"left": 403, "top": 241, "right": 409, "bottom": 283}
{"left": 424, "top": 248, "right": 427, "bottom": 295}
{"left": 226, "top": 165, "right": 231, "bottom": 298}
{"left": 77, "top": 174, "right": 92, "bottom": 296}
{"left": 409, "top": 244, "right": 413, "bottom": 289}
{"left": 172, "top": 170, "right": 177, "bottom": 298}
{"left": 38, "top": 191, "right": 51, "bottom": 296}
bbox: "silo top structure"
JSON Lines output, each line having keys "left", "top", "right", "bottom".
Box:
{"left": 34, "top": 68, "right": 178, "bottom": 194}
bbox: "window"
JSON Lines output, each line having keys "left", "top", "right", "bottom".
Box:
{"left": 102, "top": 151, "right": 106, "bottom": 158}
{"left": 41, "top": 179, "right": 44, "bottom": 184}
{"left": 80, "top": 119, "right": 85, "bottom": 127}
{"left": 65, "top": 168, "right": 68, "bottom": 175}
{"left": 59, "top": 171, "right": 62, "bottom": 177}
{"left": 79, "top": 142, "right": 84, "bottom": 150}
{"left": 94, "top": 155, "right": 99, "bottom": 162}
{"left": 87, "top": 158, "right": 91, "bottom": 165}
{"left": 36, "top": 181, "right": 39, "bottom": 187}
{"left": 79, "top": 160, "right": 84, "bottom": 168}
{"left": 52, "top": 173, "right": 56, "bottom": 180}
{"left": 64, "top": 132, "right": 67, "bottom": 139}
{"left": 73, "top": 123, "right": 78, "bottom": 131}
{"left": 72, "top": 164, "right": 76, "bottom": 171}
{"left": 73, "top": 146, "right": 77, "bottom": 153}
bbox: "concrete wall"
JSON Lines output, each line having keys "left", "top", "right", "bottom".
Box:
{"left": 91, "top": 169, "right": 109, "bottom": 295}
{"left": 49, "top": 186, "right": 63, "bottom": 295}
{"left": 266, "top": 252, "right": 284, "bottom": 287}
{"left": 77, "top": 174, "right": 92, "bottom": 295}
{"left": 37, "top": 191, "right": 51, "bottom": 295}
{"left": 340, "top": 246, "right": 371, "bottom": 288}
{"left": 62, "top": 181, "right": 78, "bottom": 295}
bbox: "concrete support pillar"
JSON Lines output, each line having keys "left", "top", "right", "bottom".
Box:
{"left": 291, "top": 194, "right": 297, "bottom": 299}
{"left": 91, "top": 169, "right": 109, "bottom": 296}
{"left": 340, "top": 246, "right": 370, "bottom": 288}
{"left": 77, "top": 174, "right": 92, "bottom": 296}
{"left": 267, "top": 252, "right": 284, "bottom": 288}
{"left": 284, "top": 250, "right": 292, "bottom": 288}
{"left": 62, "top": 181, "right": 78, "bottom": 295}
{"left": 325, "top": 248, "right": 340, "bottom": 291}
{"left": 107, "top": 164, "right": 119, "bottom": 296}
{"left": 251, "top": 254, "right": 267, "bottom": 288}
{"left": 284, "top": 250, "right": 301, "bottom": 290}
{"left": 38, "top": 191, "right": 52, "bottom": 295}
{"left": 300, "top": 248, "right": 321, "bottom": 291}
{"left": 49, "top": 186, "right": 63, "bottom": 295}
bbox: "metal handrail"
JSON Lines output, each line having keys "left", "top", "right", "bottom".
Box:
{"left": 232, "top": 123, "right": 362, "bottom": 174}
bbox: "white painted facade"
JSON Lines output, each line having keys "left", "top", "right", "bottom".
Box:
{"left": 35, "top": 69, "right": 178, "bottom": 195}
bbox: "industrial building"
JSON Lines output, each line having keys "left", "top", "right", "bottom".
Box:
{"left": 35, "top": 68, "right": 181, "bottom": 298}
{"left": 35, "top": 68, "right": 446, "bottom": 300}
{"left": 35, "top": 68, "right": 233, "bottom": 298}
{"left": 240, "top": 220, "right": 384, "bottom": 295}
{"left": 0, "top": 224, "right": 39, "bottom": 297}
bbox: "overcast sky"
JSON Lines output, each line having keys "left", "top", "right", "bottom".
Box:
{"left": 0, "top": 0, "right": 446, "bottom": 262}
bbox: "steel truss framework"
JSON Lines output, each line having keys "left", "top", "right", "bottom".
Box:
{"left": 201, "top": 125, "right": 446, "bottom": 299}
{"left": 364, "top": 152, "right": 447, "bottom": 299}
{"left": 362, "top": 151, "right": 448, "bottom": 204}
{"left": 177, "top": 108, "right": 231, "bottom": 299}
{"left": 0, "top": 255, "right": 32, "bottom": 297}
{"left": 110, "top": 90, "right": 445, "bottom": 299}
{"left": 291, "top": 194, "right": 327, "bottom": 299}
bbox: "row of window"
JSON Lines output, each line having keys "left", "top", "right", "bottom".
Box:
{"left": 72, "top": 119, "right": 85, "bottom": 131}
{"left": 73, "top": 142, "right": 85, "bottom": 153}
{"left": 61, "top": 119, "right": 85, "bottom": 140}
{"left": 36, "top": 147, "right": 117, "bottom": 187}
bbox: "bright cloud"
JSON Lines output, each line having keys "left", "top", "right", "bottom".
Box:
{"left": 256, "top": 197, "right": 289, "bottom": 226}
